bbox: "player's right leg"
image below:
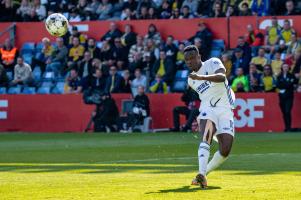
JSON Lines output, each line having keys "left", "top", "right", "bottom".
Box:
{"left": 191, "top": 119, "right": 216, "bottom": 188}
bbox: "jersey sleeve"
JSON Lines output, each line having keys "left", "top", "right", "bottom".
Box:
{"left": 210, "top": 58, "right": 226, "bottom": 73}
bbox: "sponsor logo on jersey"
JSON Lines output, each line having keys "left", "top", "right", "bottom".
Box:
{"left": 196, "top": 81, "right": 211, "bottom": 94}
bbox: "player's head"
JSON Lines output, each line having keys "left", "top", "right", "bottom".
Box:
{"left": 184, "top": 45, "right": 201, "bottom": 72}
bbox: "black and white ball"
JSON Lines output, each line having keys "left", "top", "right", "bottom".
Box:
{"left": 45, "top": 13, "right": 69, "bottom": 37}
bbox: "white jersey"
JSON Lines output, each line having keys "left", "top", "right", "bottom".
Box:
{"left": 188, "top": 57, "right": 235, "bottom": 109}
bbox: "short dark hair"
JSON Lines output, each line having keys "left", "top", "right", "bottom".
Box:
{"left": 184, "top": 45, "right": 199, "bottom": 54}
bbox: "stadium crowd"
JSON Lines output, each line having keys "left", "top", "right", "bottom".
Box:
{"left": 0, "top": 0, "right": 301, "bottom": 22}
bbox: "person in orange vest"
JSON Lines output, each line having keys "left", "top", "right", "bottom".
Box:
{"left": 0, "top": 39, "right": 18, "bottom": 72}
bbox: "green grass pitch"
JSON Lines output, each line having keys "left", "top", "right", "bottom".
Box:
{"left": 0, "top": 132, "right": 301, "bottom": 200}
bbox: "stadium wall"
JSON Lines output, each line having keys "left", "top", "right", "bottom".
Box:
{"left": 0, "top": 93, "right": 300, "bottom": 133}
{"left": 1, "top": 15, "right": 301, "bottom": 48}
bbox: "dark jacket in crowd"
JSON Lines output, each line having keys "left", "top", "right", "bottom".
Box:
{"left": 152, "top": 58, "right": 174, "bottom": 84}
{"left": 276, "top": 72, "right": 297, "bottom": 98}
{"left": 78, "top": 59, "right": 94, "bottom": 78}
{"left": 105, "top": 74, "right": 125, "bottom": 93}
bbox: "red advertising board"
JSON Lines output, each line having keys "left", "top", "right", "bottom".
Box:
{"left": 0, "top": 93, "right": 300, "bottom": 133}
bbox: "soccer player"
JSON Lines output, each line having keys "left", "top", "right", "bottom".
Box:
{"left": 184, "top": 45, "right": 235, "bottom": 188}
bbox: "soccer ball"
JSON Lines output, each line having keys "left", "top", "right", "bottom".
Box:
{"left": 45, "top": 13, "right": 69, "bottom": 37}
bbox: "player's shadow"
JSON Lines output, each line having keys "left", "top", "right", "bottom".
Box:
{"left": 146, "top": 185, "right": 221, "bottom": 194}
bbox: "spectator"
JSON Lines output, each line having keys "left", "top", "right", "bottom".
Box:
{"left": 276, "top": 63, "right": 298, "bottom": 132}
{"left": 121, "top": 24, "right": 137, "bottom": 50}
{"left": 150, "top": 74, "right": 168, "bottom": 93}
{"left": 190, "top": 22, "right": 213, "bottom": 57}
{"left": 179, "top": 5, "right": 194, "bottom": 19}
{"left": 194, "top": 37, "right": 207, "bottom": 60}
{"left": 84, "top": 0, "right": 100, "bottom": 20}
{"left": 131, "top": 68, "right": 147, "bottom": 96}
{"left": 33, "top": 0, "right": 46, "bottom": 21}
{"left": 245, "top": 24, "right": 264, "bottom": 50}
{"left": 260, "top": 64, "right": 276, "bottom": 92}
{"left": 247, "top": 63, "right": 262, "bottom": 92}
{"left": 144, "top": 24, "right": 162, "bottom": 46}
{"left": 64, "top": 68, "right": 81, "bottom": 94}
{"left": 281, "top": 20, "right": 296, "bottom": 45}
{"left": 231, "top": 67, "right": 249, "bottom": 92}
{"left": 128, "top": 35, "right": 145, "bottom": 71}
{"left": 137, "top": 0, "right": 157, "bottom": 13}
{"left": 236, "top": 36, "right": 252, "bottom": 65}
{"left": 96, "top": 0, "right": 113, "bottom": 20}
{"left": 264, "top": 17, "right": 281, "bottom": 48}
{"left": 148, "top": 7, "right": 158, "bottom": 19}
{"left": 144, "top": 38, "right": 160, "bottom": 61}
{"left": 250, "top": 0, "right": 269, "bottom": 16}
{"left": 106, "top": 65, "right": 124, "bottom": 93}
{"left": 170, "top": 8, "right": 181, "bottom": 19}
{"left": 181, "top": 0, "right": 198, "bottom": 14}
{"left": 0, "top": 0, "right": 17, "bottom": 22}
{"left": 210, "top": 1, "right": 225, "bottom": 18}
{"left": 69, "top": 8, "right": 82, "bottom": 22}
{"left": 285, "top": 0, "right": 300, "bottom": 15}
{"left": 271, "top": 51, "right": 283, "bottom": 76}
{"left": 159, "top": 1, "right": 171, "bottom": 19}
{"left": 16, "top": 0, "right": 32, "bottom": 21}
{"left": 80, "top": 68, "right": 107, "bottom": 93}
{"left": 11, "top": 57, "right": 34, "bottom": 86}
{"left": 164, "top": 35, "right": 178, "bottom": 62}
{"left": 137, "top": 5, "right": 149, "bottom": 19}
{"left": 68, "top": 26, "right": 87, "bottom": 46}
{"left": 46, "top": 37, "right": 68, "bottom": 76}
{"left": 32, "top": 37, "right": 53, "bottom": 73}
{"left": 197, "top": 0, "right": 213, "bottom": 17}
{"left": 78, "top": 51, "right": 93, "bottom": 78}
{"left": 121, "top": 8, "right": 136, "bottom": 20}
{"left": 176, "top": 43, "right": 185, "bottom": 69}
{"left": 0, "top": 64, "right": 9, "bottom": 87}
{"left": 122, "top": 69, "right": 132, "bottom": 93}
{"left": 221, "top": 53, "right": 232, "bottom": 79}
{"left": 0, "top": 39, "right": 18, "bottom": 72}
{"left": 251, "top": 47, "right": 268, "bottom": 71}
{"left": 122, "top": 0, "right": 138, "bottom": 13}
{"left": 100, "top": 40, "right": 114, "bottom": 67}
{"left": 171, "top": 87, "right": 199, "bottom": 132}
{"left": 112, "top": 37, "right": 128, "bottom": 70}
{"left": 68, "top": 37, "right": 85, "bottom": 63}
{"left": 238, "top": 2, "right": 252, "bottom": 16}
{"left": 231, "top": 48, "right": 249, "bottom": 76}
{"left": 122, "top": 85, "right": 150, "bottom": 132}
{"left": 87, "top": 38, "right": 101, "bottom": 59}
{"left": 152, "top": 50, "right": 174, "bottom": 84}
{"left": 286, "top": 33, "right": 301, "bottom": 57}
{"left": 101, "top": 22, "right": 122, "bottom": 45}
{"left": 225, "top": 5, "right": 237, "bottom": 17}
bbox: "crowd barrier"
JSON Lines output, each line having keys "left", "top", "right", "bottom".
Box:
{"left": 0, "top": 15, "right": 301, "bottom": 48}
{"left": 0, "top": 93, "right": 300, "bottom": 133}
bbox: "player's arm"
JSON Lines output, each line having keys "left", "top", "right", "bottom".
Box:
{"left": 189, "top": 68, "right": 226, "bottom": 82}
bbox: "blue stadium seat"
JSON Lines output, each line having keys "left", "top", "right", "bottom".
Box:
{"left": 6, "top": 71, "right": 13, "bottom": 81}
{"left": 52, "top": 81, "right": 65, "bottom": 94}
{"left": 33, "top": 67, "right": 42, "bottom": 82}
{"left": 8, "top": 86, "right": 22, "bottom": 94}
{"left": 41, "top": 81, "right": 54, "bottom": 88}
{"left": 35, "top": 42, "right": 44, "bottom": 52}
{"left": 172, "top": 80, "right": 187, "bottom": 92}
{"left": 210, "top": 49, "right": 222, "bottom": 58}
{"left": 22, "top": 87, "right": 36, "bottom": 94}
{"left": 22, "top": 53, "right": 33, "bottom": 65}
{"left": 0, "top": 87, "right": 7, "bottom": 94}
{"left": 37, "top": 86, "right": 51, "bottom": 94}
{"left": 212, "top": 39, "right": 225, "bottom": 50}
{"left": 21, "top": 42, "right": 35, "bottom": 55}
{"left": 175, "top": 70, "right": 189, "bottom": 80}
{"left": 42, "top": 71, "right": 55, "bottom": 81}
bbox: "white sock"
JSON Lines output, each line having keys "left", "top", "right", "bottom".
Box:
{"left": 198, "top": 142, "right": 210, "bottom": 176}
{"left": 206, "top": 151, "right": 227, "bottom": 175}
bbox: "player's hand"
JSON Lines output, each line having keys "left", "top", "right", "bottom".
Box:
{"left": 189, "top": 73, "right": 203, "bottom": 80}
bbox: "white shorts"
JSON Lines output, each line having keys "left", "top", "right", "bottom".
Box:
{"left": 197, "top": 106, "right": 235, "bottom": 137}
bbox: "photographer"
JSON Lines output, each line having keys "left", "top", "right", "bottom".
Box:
{"left": 93, "top": 93, "right": 119, "bottom": 132}
{"left": 122, "top": 86, "right": 150, "bottom": 132}
{"left": 171, "top": 87, "right": 200, "bottom": 132}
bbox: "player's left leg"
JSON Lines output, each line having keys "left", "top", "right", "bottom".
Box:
{"left": 206, "top": 133, "right": 233, "bottom": 175}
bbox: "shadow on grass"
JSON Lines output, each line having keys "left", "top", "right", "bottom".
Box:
{"left": 146, "top": 185, "right": 221, "bottom": 194}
